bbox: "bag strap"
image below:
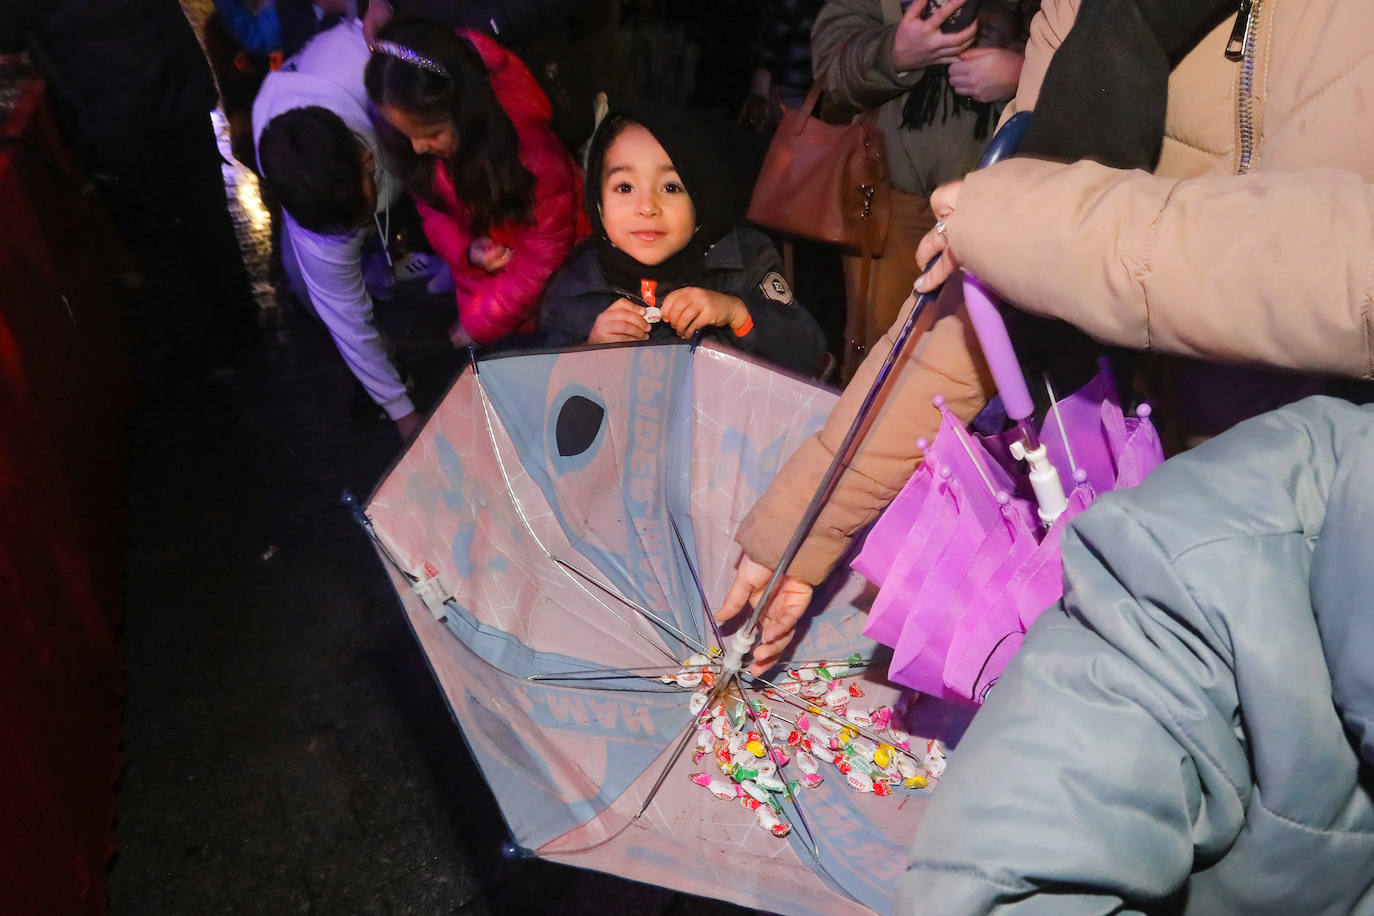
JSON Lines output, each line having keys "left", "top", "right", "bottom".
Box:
{"left": 792, "top": 80, "right": 826, "bottom": 136}
{"left": 847, "top": 207, "right": 882, "bottom": 373}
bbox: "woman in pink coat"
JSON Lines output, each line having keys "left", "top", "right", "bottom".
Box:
{"left": 365, "top": 20, "right": 587, "bottom": 348}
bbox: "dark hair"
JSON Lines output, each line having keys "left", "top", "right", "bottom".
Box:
{"left": 583, "top": 103, "right": 734, "bottom": 245}
{"left": 364, "top": 20, "right": 535, "bottom": 235}
{"left": 258, "top": 106, "right": 370, "bottom": 235}
{"left": 583, "top": 112, "right": 641, "bottom": 213}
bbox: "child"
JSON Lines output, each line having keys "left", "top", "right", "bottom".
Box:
{"left": 365, "top": 20, "right": 587, "bottom": 349}
{"left": 539, "top": 104, "right": 827, "bottom": 378}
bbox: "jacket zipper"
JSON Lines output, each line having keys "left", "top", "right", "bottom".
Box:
{"left": 1230, "top": 0, "right": 1263, "bottom": 174}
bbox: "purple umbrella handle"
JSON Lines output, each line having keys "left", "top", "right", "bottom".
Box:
{"left": 962, "top": 273, "right": 1034, "bottom": 422}
{"left": 962, "top": 274, "right": 1069, "bottom": 524}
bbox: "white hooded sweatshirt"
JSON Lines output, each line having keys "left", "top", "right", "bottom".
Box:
{"left": 252, "top": 20, "right": 412, "bottom": 420}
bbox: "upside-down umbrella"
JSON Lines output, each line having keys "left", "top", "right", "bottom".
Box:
{"left": 356, "top": 339, "right": 970, "bottom": 916}
{"left": 851, "top": 275, "right": 1165, "bottom": 705}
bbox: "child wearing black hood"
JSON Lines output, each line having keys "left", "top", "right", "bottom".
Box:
{"left": 539, "top": 104, "right": 827, "bottom": 377}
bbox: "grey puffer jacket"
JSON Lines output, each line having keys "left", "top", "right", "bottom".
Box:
{"left": 897, "top": 395, "right": 1374, "bottom": 914}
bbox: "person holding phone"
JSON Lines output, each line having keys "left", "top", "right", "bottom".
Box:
{"left": 811, "top": 0, "right": 1035, "bottom": 381}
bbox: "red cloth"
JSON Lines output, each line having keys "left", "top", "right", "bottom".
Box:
{"left": 417, "top": 30, "right": 590, "bottom": 346}
{"left": 0, "top": 80, "right": 130, "bottom": 912}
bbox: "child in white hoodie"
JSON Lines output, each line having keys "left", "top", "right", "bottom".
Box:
{"left": 253, "top": 20, "right": 422, "bottom": 439}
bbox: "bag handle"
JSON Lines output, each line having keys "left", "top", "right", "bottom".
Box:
{"left": 791, "top": 81, "right": 826, "bottom": 136}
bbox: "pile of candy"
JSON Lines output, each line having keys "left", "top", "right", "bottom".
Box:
{"left": 665, "top": 654, "right": 947, "bottom": 838}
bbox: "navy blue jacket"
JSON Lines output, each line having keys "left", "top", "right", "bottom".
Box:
{"left": 539, "top": 227, "right": 827, "bottom": 377}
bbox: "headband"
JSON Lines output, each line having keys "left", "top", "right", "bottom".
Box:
{"left": 372, "top": 40, "right": 448, "bottom": 79}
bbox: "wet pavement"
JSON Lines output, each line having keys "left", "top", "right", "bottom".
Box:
{"left": 108, "top": 93, "right": 752, "bottom": 915}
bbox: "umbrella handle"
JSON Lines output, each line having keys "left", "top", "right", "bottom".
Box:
{"left": 962, "top": 274, "right": 1034, "bottom": 421}
{"left": 961, "top": 111, "right": 1036, "bottom": 423}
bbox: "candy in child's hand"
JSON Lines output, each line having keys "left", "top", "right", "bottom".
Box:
{"left": 644, "top": 305, "right": 661, "bottom": 324}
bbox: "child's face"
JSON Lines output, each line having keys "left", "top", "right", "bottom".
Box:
{"left": 600, "top": 125, "right": 696, "bottom": 267}
{"left": 377, "top": 103, "right": 458, "bottom": 160}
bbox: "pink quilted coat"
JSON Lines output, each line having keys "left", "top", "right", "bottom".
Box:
{"left": 419, "top": 30, "right": 588, "bottom": 346}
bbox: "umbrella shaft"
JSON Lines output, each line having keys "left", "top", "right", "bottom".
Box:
{"left": 745, "top": 260, "right": 945, "bottom": 642}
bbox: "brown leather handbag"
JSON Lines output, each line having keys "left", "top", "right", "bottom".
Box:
{"left": 746, "top": 81, "right": 891, "bottom": 259}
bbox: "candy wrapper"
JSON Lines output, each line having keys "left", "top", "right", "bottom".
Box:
{"left": 675, "top": 654, "right": 941, "bottom": 838}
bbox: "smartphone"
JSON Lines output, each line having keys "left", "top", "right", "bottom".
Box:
{"left": 921, "top": 0, "right": 981, "bottom": 33}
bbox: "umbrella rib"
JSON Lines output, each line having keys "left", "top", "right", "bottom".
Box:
{"left": 666, "top": 511, "right": 726, "bottom": 653}
{"left": 729, "top": 670, "right": 821, "bottom": 859}
{"left": 470, "top": 371, "right": 682, "bottom": 667}
{"left": 553, "top": 557, "right": 716, "bottom": 661}
{"left": 1045, "top": 372, "right": 1079, "bottom": 475}
{"left": 628, "top": 713, "right": 701, "bottom": 826}
{"left": 528, "top": 664, "right": 702, "bottom": 681}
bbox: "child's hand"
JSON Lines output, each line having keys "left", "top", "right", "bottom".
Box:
{"left": 468, "top": 237, "right": 513, "bottom": 273}
{"left": 588, "top": 298, "right": 652, "bottom": 344}
{"left": 660, "top": 287, "right": 749, "bottom": 339}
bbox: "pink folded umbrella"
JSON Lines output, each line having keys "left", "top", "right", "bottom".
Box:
{"left": 852, "top": 284, "right": 1165, "bottom": 706}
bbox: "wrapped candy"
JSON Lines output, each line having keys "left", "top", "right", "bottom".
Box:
{"left": 848, "top": 737, "right": 877, "bottom": 763}
{"left": 824, "top": 685, "right": 849, "bottom": 710}
{"left": 689, "top": 772, "right": 737, "bottom": 800}
{"left": 794, "top": 750, "right": 823, "bottom": 788}
{"left": 845, "top": 770, "right": 874, "bottom": 793}
{"left": 755, "top": 773, "right": 786, "bottom": 793}
{"left": 688, "top": 691, "right": 709, "bottom": 717}
{"left": 755, "top": 804, "right": 792, "bottom": 838}
{"left": 924, "top": 739, "right": 948, "bottom": 782}
{"left": 740, "top": 780, "right": 771, "bottom": 804}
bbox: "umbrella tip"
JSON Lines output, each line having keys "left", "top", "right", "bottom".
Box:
{"left": 1136, "top": 402, "right": 1153, "bottom": 420}
{"left": 500, "top": 841, "right": 534, "bottom": 860}
{"left": 340, "top": 489, "right": 368, "bottom": 527}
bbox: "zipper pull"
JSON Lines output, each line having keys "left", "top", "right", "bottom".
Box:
{"left": 1225, "top": 0, "right": 1253, "bottom": 61}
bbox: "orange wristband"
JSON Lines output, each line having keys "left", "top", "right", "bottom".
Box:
{"left": 732, "top": 313, "right": 754, "bottom": 337}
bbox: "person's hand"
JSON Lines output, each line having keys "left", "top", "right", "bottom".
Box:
{"left": 393, "top": 409, "right": 424, "bottom": 442}
{"left": 362, "top": 0, "right": 394, "bottom": 48}
{"left": 948, "top": 46, "right": 1024, "bottom": 103}
{"left": 914, "top": 179, "right": 963, "bottom": 293}
{"left": 891, "top": 0, "right": 979, "bottom": 72}
{"left": 588, "top": 298, "right": 652, "bottom": 344}
{"left": 739, "top": 93, "right": 775, "bottom": 133}
{"left": 448, "top": 319, "right": 476, "bottom": 349}
{"left": 715, "top": 554, "right": 814, "bottom": 675}
{"left": 660, "top": 287, "right": 748, "bottom": 339}
{"left": 468, "top": 237, "right": 513, "bottom": 273}
{"left": 738, "top": 68, "right": 776, "bottom": 133}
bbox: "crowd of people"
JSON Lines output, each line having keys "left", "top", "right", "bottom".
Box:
{"left": 9, "top": 0, "right": 1374, "bottom": 911}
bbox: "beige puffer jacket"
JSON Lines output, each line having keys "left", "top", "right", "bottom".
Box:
{"left": 738, "top": 0, "right": 1374, "bottom": 584}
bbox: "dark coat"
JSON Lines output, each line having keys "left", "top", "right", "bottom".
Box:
{"left": 0, "top": 0, "right": 215, "bottom": 147}
{"left": 539, "top": 227, "right": 827, "bottom": 378}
